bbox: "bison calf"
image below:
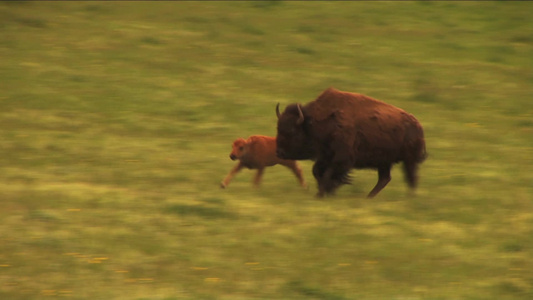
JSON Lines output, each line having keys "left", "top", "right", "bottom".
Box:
{"left": 220, "top": 135, "right": 306, "bottom": 188}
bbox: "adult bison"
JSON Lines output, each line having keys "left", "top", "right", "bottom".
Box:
{"left": 275, "top": 87, "right": 426, "bottom": 198}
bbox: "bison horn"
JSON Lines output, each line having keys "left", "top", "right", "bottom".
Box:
{"left": 276, "top": 103, "right": 281, "bottom": 119}
{"left": 297, "top": 103, "right": 304, "bottom": 125}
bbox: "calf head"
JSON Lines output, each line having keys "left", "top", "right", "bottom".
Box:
{"left": 229, "top": 138, "right": 248, "bottom": 161}
{"left": 275, "top": 103, "right": 315, "bottom": 160}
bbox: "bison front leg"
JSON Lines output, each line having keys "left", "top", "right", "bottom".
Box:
{"left": 312, "top": 161, "right": 328, "bottom": 197}
{"left": 313, "top": 160, "right": 349, "bottom": 197}
{"left": 367, "top": 165, "right": 392, "bottom": 198}
{"left": 220, "top": 162, "right": 244, "bottom": 188}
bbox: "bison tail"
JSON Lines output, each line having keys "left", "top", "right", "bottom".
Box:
{"left": 417, "top": 141, "right": 427, "bottom": 164}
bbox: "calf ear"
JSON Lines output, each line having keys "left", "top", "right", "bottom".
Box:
{"left": 245, "top": 136, "right": 256, "bottom": 145}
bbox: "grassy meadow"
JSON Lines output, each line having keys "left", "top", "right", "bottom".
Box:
{"left": 0, "top": 1, "right": 532, "bottom": 299}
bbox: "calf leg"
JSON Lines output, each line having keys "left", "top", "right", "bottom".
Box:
{"left": 220, "top": 162, "right": 244, "bottom": 188}
{"left": 367, "top": 165, "right": 392, "bottom": 198}
{"left": 281, "top": 161, "right": 307, "bottom": 188}
{"left": 253, "top": 168, "right": 265, "bottom": 187}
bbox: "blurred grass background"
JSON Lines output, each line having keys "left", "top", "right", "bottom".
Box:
{"left": 0, "top": 1, "right": 532, "bottom": 299}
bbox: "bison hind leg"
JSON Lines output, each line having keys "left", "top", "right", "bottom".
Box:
{"left": 367, "top": 165, "right": 392, "bottom": 198}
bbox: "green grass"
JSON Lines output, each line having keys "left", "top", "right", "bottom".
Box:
{"left": 1, "top": 1, "right": 532, "bottom": 299}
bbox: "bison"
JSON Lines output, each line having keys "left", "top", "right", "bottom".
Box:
{"left": 220, "top": 135, "right": 306, "bottom": 189}
{"left": 276, "top": 87, "right": 426, "bottom": 198}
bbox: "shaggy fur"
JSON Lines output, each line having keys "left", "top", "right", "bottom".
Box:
{"left": 276, "top": 87, "right": 426, "bottom": 198}
{"left": 220, "top": 135, "right": 306, "bottom": 189}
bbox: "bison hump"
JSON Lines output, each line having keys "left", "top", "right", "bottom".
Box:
{"left": 308, "top": 88, "right": 390, "bottom": 122}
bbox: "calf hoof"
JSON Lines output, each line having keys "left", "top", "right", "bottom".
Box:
{"left": 220, "top": 182, "right": 227, "bottom": 189}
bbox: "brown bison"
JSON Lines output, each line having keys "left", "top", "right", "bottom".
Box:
{"left": 276, "top": 87, "right": 426, "bottom": 198}
{"left": 220, "top": 135, "right": 306, "bottom": 188}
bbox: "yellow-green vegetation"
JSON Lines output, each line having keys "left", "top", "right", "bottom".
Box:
{"left": 1, "top": 1, "right": 532, "bottom": 299}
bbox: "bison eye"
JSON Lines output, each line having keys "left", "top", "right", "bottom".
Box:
{"left": 239, "top": 146, "right": 244, "bottom": 151}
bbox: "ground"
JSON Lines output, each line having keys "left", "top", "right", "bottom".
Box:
{"left": 0, "top": 1, "right": 532, "bottom": 299}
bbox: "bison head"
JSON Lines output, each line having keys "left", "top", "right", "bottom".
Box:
{"left": 275, "top": 103, "right": 315, "bottom": 160}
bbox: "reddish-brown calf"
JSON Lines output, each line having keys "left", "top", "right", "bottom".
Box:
{"left": 220, "top": 135, "right": 306, "bottom": 188}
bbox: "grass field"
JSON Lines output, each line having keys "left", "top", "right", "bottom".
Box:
{"left": 0, "top": 1, "right": 532, "bottom": 299}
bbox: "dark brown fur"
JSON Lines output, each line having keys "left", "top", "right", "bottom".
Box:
{"left": 276, "top": 87, "right": 426, "bottom": 198}
{"left": 221, "top": 135, "right": 306, "bottom": 188}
